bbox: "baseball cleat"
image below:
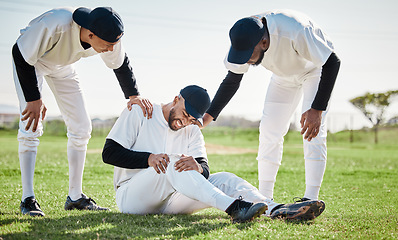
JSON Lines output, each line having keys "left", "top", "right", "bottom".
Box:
{"left": 20, "top": 196, "right": 45, "bottom": 217}
{"left": 226, "top": 198, "right": 268, "bottom": 223}
{"left": 270, "top": 200, "right": 325, "bottom": 221}
{"left": 293, "top": 197, "right": 311, "bottom": 202}
{"left": 64, "top": 193, "right": 109, "bottom": 211}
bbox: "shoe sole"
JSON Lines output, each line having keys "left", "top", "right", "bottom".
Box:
{"left": 21, "top": 210, "right": 45, "bottom": 217}
{"left": 28, "top": 211, "right": 45, "bottom": 217}
{"left": 64, "top": 205, "right": 109, "bottom": 211}
{"left": 286, "top": 200, "right": 325, "bottom": 221}
{"left": 251, "top": 204, "right": 268, "bottom": 220}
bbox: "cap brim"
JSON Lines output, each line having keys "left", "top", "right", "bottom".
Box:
{"left": 184, "top": 101, "right": 203, "bottom": 125}
{"left": 72, "top": 7, "right": 92, "bottom": 29}
{"left": 227, "top": 46, "right": 254, "bottom": 64}
{"left": 197, "top": 118, "right": 203, "bottom": 126}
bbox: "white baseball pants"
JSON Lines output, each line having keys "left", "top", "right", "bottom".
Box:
{"left": 13, "top": 61, "right": 92, "bottom": 201}
{"left": 257, "top": 70, "right": 328, "bottom": 200}
{"left": 116, "top": 157, "right": 276, "bottom": 214}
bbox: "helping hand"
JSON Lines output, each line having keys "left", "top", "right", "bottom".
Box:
{"left": 128, "top": 95, "right": 153, "bottom": 119}
{"left": 300, "top": 108, "right": 322, "bottom": 142}
{"left": 21, "top": 99, "right": 47, "bottom": 132}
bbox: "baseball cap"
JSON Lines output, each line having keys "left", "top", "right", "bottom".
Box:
{"left": 73, "top": 7, "right": 124, "bottom": 43}
{"left": 227, "top": 17, "right": 265, "bottom": 64}
{"left": 180, "top": 85, "right": 211, "bottom": 126}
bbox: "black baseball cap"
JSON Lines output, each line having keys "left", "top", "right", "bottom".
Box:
{"left": 227, "top": 17, "right": 266, "bottom": 64}
{"left": 73, "top": 7, "right": 124, "bottom": 43}
{"left": 180, "top": 85, "right": 211, "bottom": 126}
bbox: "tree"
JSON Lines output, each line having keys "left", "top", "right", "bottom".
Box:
{"left": 350, "top": 90, "right": 398, "bottom": 144}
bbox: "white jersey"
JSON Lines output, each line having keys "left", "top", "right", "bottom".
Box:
{"left": 16, "top": 7, "right": 125, "bottom": 71}
{"left": 225, "top": 9, "right": 334, "bottom": 78}
{"left": 107, "top": 104, "right": 207, "bottom": 190}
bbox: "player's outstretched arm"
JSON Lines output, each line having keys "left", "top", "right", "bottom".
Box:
{"left": 205, "top": 71, "right": 244, "bottom": 126}
{"left": 201, "top": 113, "right": 214, "bottom": 128}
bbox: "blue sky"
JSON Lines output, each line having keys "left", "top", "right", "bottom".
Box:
{"left": 1, "top": 0, "right": 397, "bottom": 131}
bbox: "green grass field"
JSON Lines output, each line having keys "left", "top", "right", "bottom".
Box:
{"left": 0, "top": 128, "right": 397, "bottom": 239}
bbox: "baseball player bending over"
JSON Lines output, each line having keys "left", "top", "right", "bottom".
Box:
{"left": 202, "top": 10, "right": 341, "bottom": 204}
{"left": 102, "top": 85, "right": 325, "bottom": 222}
{"left": 12, "top": 7, "right": 153, "bottom": 216}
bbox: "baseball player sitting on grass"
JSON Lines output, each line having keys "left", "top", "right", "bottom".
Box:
{"left": 12, "top": 6, "right": 153, "bottom": 217}
{"left": 102, "top": 85, "right": 325, "bottom": 222}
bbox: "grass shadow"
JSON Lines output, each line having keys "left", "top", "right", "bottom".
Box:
{"left": 1, "top": 210, "right": 263, "bottom": 239}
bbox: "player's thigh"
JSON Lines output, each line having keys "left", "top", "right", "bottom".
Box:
{"left": 260, "top": 75, "right": 302, "bottom": 135}
{"left": 45, "top": 66, "right": 91, "bottom": 133}
{"left": 13, "top": 61, "right": 45, "bottom": 139}
{"left": 162, "top": 192, "right": 210, "bottom": 214}
{"left": 301, "top": 69, "right": 323, "bottom": 113}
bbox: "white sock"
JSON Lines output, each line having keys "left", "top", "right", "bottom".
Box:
{"left": 20, "top": 151, "right": 37, "bottom": 201}
{"left": 304, "top": 186, "right": 320, "bottom": 200}
{"left": 67, "top": 149, "right": 86, "bottom": 201}
{"left": 258, "top": 180, "right": 275, "bottom": 200}
{"left": 303, "top": 135, "right": 327, "bottom": 200}
{"left": 304, "top": 159, "right": 326, "bottom": 200}
{"left": 258, "top": 160, "right": 280, "bottom": 199}
{"left": 265, "top": 200, "right": 282, "bottom": 216}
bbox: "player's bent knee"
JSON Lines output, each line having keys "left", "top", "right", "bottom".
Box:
{"left": 67, "top": 132, "right": 91, "bottom": 150}
{"left": 18, "top": 137, "right": 40, "bottom": 153}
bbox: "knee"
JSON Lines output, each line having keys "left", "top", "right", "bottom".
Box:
{"left": 303, "top": 134, "right": 326, "bottom": 146}
{"left": 67, "top": 131, "right": 91, "bottom": 150}
{"left": 66, "top": 118, "right": 92, "bottom": 150}
{"left": 257, "top": 157, "right": 281, "bottom": 166}
{"left": 259, "top": 118, "right": 289, "bottom": 141}
{"left": 303, "top": 136, "right": 327, "bottom": 161}
{"left": 17, "top": 130, "right": 41, "bottom": 153}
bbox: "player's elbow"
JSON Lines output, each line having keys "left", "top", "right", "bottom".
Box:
{"left": 102, "top": 139, "right": 113, "bottom": 164}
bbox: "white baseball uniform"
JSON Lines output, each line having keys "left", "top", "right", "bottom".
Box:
{"left": 14, "top": 7, "right": 125, "bottom": 145}
{"left": 106, "top": 104, "right": 277, "bottom": 214}
{"left": 224, "top": 10, "right": 334, "bottom": 200}
{"left": 12, "top": 7, "right": 127, "bottom": 201}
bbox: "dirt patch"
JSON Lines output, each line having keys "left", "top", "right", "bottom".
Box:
{"left": 86, "top": 149, "right": 102, "bottom": 154}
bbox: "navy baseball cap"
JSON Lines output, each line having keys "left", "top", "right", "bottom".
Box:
{"left": 180, "top": 85, "right": 211, "bottom": 126}
{"left": 73, "top": 7, "right": 124, "bottom": 43}
{"left": 227, "top": 17, "right": 266, "bottom": 64}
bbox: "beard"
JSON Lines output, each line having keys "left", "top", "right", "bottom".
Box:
{"left": 168, "top": 108, "right": 180, "bottom": 131}
{"left": 252, "top": 49, "right": 266, "bottom": 66}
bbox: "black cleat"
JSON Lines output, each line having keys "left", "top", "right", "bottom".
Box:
{"left": 64, "top": 194, "right": 109, "bottom": 211}
{"left": 226, "top": 198, "right": 267, "bottom": 223}
{"left": 293, "top": 197, "right": 311, "bottom": 202}
{"left": 270, "top": 199, "right": 325, "bottom": 221}
{"left": 20, "top": 196, "right": 45, "bottom": 217}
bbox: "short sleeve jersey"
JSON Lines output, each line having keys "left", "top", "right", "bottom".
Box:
{"left": 106, "top": 104, "right": 207, "bottom": 190}
{"left": 16, "top": 7, "right": 125, "bottom": 70}
{"left": 225, "top": 9, "right": 334, "bottom": 77}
